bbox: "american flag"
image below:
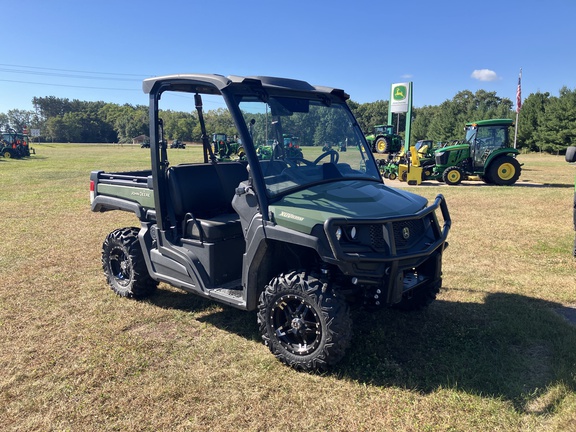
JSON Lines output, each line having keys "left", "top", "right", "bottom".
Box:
{"left": 516, "top": 69, "right": 522, "bottom": 113}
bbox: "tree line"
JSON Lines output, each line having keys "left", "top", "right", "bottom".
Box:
{"left": 1, "top": 87, "right": 575, "bottom": 152}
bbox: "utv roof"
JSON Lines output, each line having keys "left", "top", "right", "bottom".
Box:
{"left": 142, "top": 73, "right": 349, "bottom": 100}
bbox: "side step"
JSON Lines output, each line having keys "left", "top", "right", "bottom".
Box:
{"left": 207, "top": 284, "right": 247, "bottom": 309}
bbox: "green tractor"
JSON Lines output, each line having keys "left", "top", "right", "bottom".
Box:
{"left": 212, "top": 133, "right": 245, "bottom": 160}
{"left": 365, "top": 124, "right": 403, "bottom": 154}
{"left": 432, "top": 119, "right": 521, "bottom": 185}
{"left": 1, "top": 131, "right": 33, "bottom": 158}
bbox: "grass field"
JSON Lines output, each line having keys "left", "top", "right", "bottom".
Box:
{"left": 1, "top": 144, "right": 576, "bottom": 431}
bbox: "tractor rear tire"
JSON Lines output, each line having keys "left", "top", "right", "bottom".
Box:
{"left": 488, "top": 156, "right": 521, "bottom": 186}
{"left": 442, "top": 166, "right": 463, "bottom": 185}
{"left": 375, "top": 137, "right": 389, "bottom": 154}
{"left": 102, "top": 227, "right": 158, "bottom": 299}
{"left": 257, "top": 271, "right": 352, "bottom": 371}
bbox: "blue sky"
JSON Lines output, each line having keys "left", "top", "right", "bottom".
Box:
{"left": 1, "top": 0, "right": 574, "bottom": 114}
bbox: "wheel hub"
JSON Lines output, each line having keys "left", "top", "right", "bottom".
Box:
{"left": 291, "top": 317, "right": 305, "bottom": 330}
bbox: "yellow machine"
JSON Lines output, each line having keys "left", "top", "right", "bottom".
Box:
{"left": 398, "top": 146, "right": 423, "bottom": 185}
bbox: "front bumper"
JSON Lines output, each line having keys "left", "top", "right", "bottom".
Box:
{"left": 323, "top": 194, "right": 451, "bottom": 304}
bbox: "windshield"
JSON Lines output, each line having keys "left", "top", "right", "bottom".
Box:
{"left": 465, "top": 126, "right": 477, "bottom": 143}
{"left": 238, "top": 96, "right": 380, "bottom": 198}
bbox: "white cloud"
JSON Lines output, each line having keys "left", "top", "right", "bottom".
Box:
{"left": 471, "top": 69, "right": 500, "bottom": 82}
{"left": 401, "top": 74, "right": 413, "bottom": 79}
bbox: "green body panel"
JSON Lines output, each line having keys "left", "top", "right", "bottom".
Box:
{"left": 433, "top": 144, "right": 470, "bottom": 171}
{"left": 269, "top": 180, "right": 427, "bottom": 234}
{"left": 465, "top": 118, "right": 514, "bottom": 127}
{"left": 482, "top": 147, "right": 520, "bottom": 170}
{"left": 97, "top": 184, "right": 155, "bottom": 208}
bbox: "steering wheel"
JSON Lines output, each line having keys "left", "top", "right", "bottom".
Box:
{"left": 313, "top": 149, "right": 339, "bottom": 165}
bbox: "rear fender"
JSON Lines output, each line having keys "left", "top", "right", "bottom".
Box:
{"left": 484, "top": 149, "right": 521, "bottom": 172}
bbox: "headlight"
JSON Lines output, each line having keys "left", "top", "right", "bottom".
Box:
{"left": 335, "top": 227, "right": 342, "bottom": 241}
{"left": 349, "top": 226, "right": 357, "bottom": 240}
{"left": 336, "top": 226, "right": 357, "bottom": 241}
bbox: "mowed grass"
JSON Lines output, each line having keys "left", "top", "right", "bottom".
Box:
{"left": 1, "top": 144, "right": 576, "bottom": 431}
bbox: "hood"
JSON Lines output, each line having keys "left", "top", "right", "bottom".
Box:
{"left": 269, "top": 180, "right": 428, "bottom": 234}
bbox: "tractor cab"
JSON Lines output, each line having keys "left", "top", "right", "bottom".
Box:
{"left": 374, "top": 125, "right": 395, "bottom": 135}
{"left": 465, "top": 119, "right": 513, "bottom": 171}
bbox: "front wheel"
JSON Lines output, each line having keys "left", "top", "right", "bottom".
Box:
{"left": 442, "top": 166, "right": 463, "bottom": 185}
{"left": 102, "top": 227, "right": 158, "bottom": 299}
{"left": 258, "top": 271, "right": 352, "bottom": 371}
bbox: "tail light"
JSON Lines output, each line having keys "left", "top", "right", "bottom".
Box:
{"left": 90, "top": 180, "right": 95, "bottom": 203}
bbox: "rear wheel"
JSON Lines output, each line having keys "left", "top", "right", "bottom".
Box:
{"left": 258, "top": 271, "right": 352, "bottom": 371}
{"left": 442, "top": 166, "right": 463, "bottom": 185}
{"left": 102, "top": 227, "right": 157, "bottom": 298}
{"left": 2, "top": 149, "right": 14, "bottom": 158}
{"left": 488, "top": 156, "right": 521, "bottom": 185}
{"left": 375, "top": 137, "right": 389, "bottom": 154}
{"left": 388, "top": 172, "right": 397, "bottom": 181}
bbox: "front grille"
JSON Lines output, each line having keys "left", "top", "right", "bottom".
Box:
{"left": 369, "top": 224, "right": 387, "bottom": 250}
{"left": 392, "top": 219, "right": 426, "bottom": 250}
{"left": 435, "top": 152, "right": 448, "bottom": 165}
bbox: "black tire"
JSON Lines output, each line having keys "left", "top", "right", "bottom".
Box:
{"left": 375, "top": 137, "right": 389, "bottom": 154}
{"left": 442, "top": 166, "right": 463, "bottom": 185}
{"left": 393, "top": 279, "right": 441, "bottom": 312}
{"left": 257, "top": 271, "right": 352, "bottom": 371}
{"left": 480, "top": 174, "right": 494, "bottom": 184}
{"left": 2, "top": 149, "right": 14, "bottom": 159}
{"left": 566, "top": 146, "right": 576, "bottom": 163}
{"left": 102, "top": 227, "right": 157, "bottom": 299}
{"left": 388, "top": 172, "right": 397, "bottom": 181}
{"left": 487, "top": 156, "right": 521, "bottom": 186}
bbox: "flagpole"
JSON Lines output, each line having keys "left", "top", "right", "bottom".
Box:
{"left": 513, "top": 68, "right": 522, "bottom": 150}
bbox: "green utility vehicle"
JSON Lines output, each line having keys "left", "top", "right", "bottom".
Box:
{"left": 433, "top": 119, "right": 521, "bottom": 185}
{"left": 90, "top": 74, "right": 451, "bottom": 371}
{"left": 365, "top": 124, "right": 403, "bottom": 154}
{"left": 566, "top": 146, "right": 576, "bottom": 256}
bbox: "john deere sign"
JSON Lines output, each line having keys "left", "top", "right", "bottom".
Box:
{"left": 390, "top": 82, "right": 410, "bottom": 113}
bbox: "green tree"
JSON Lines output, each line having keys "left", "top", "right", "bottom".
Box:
{"left": 349, "top": 100, "right": 389, "bottom": 133}
{"left": 516, "top": 91, "right": 550, "bottom": 151}
{"left": 6, "top": 109, "right": 36, "bottom": 133}
{"left": 100, "top": 104, "right": 148, "bottom": 143}
{"left": 534, "top": 87, "right": 576, "bottom": 153}
{"left": 411, "top": 105, "right": 439, "bottom": 144}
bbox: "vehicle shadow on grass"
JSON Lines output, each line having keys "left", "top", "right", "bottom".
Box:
{"left": 337, "top": 291, "right": 576, "bottom": 413}
{"left": 146, "top": 287, "right": 576, "bottom": 412}
{"left": 146, "top": 286, "right": 261, "bottom": 342}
